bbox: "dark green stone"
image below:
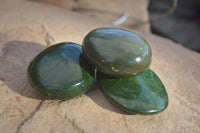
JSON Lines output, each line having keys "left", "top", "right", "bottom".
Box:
{"left": 97, "top": 69, "right": 168, "bottom": 115}
{"left": 83, "top": 28, "right": 152, "bottom": 77}
{"left": 27, "top": 42, "right": 94, "bottom": 100}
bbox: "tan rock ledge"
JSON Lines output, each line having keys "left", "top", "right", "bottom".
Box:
{"left": 0, "top": 0, "right": 200, "bottom": 133}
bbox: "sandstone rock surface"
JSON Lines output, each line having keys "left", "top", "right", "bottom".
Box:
{"left": 0, "top": 0, "right": 200, "bottom": 133}
{"left": 75, "top": 0, "right": 150, "bottom": 31}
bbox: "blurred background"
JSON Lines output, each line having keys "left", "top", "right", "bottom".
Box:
{"left": 33, "top": 0, "right": 200, "bottom": 52}
{"left": 149, "top": 0, "right": 200, "bottom": 52}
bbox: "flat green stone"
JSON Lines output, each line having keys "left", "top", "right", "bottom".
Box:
{"left": 27, "top": 42, "right": 94, "bottom": 100}
{"left": 83, "top": 28, "right": 152, "bottom": 77}
{"left": 97, "top": 69, "right": 168, "bottom": 115}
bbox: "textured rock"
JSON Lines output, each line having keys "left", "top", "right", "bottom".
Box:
{"left": 0, "top": 0, "right": 200, "bottom": 133}
{"left": 34, "top": 0, "right": 75, "bottom": 9}
{"left": 74, "top": 0, "right": 150, "bottom": 31}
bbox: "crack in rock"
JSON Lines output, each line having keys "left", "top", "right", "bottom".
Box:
{"left": 53, "top": 101, "right": 84, "bottom": 133}
{"left": 65, "top": 116, "right": 84, "bottom": 133}
{"left": 15, "top": 100, "right": 44, "bottom": 133}
{"left": 40, "top": 24, "right": 54, "bottom": 47}
{"left": 0, "top": 22, "right": 55, "bottom": 47}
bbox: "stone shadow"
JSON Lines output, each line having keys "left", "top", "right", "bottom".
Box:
{"left": 0, "top": 41, "right": 133, "bottom": 114}
{"left": 86, "top": 79, "right": 133, "bottom": 115}
{"left": 79, "top": 53, "right": 131, "bottom": 115}
{"left": 0, "top": 41, "right": 46, "bottom": 99}
{"left": 84, "top": 71, "right": 132, "bottom": 115}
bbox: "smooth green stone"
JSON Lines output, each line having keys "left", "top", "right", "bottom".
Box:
{"left": 27, "top": 42, "right": 94, "bottom": 100}
{"left": 97, "top": 69, "right": 168, "bottom": 115}
{"left": 83, "top": 28, "right": 152, "bottom": 77}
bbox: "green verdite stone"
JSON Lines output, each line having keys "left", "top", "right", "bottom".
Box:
{"left": 83, "top": 28, "right": 152, "bottom": 77}
{"left": 27, "top": 42, "right": 94, "bottom": 100}
{"left": 97, "top": 69, "right": 168, "bottom": 115}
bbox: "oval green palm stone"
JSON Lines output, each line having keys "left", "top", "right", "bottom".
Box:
{"left": 97, "top": 69, "right": 168, "bottom": 115}
{"left": 27, "top": 42, "right": 94, "bottom": 100}
{"left": 83, "top": 28, "right": 152, "bottom": 77}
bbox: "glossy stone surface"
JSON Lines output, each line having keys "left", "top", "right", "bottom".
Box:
{"left": 83, "top": 28, "right": 152, "bottom": 77}
{"left": 97, "top": 69, "right": 168, "bottom": 115}
{"left": 28, "top": 42, "right": 94, "bottom": 100}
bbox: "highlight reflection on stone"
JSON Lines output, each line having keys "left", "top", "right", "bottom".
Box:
{"left": 97, "top": 69, "right": 168, "bottom": 115}
{"left": 83, "top": 28, "right": 152, "bottom": 77}
{"left": 28, "top": 42, "right": 94, "bottom": 100}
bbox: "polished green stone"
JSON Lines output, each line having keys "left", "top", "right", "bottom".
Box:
{"left": 97, "top": 69, "right": 168, "bottom": 115}
{"left": 27, "top": 42, "right": 94, "bottom": 100}
{"left": 83, "top": 28, "right": 152, "bottom": 77}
